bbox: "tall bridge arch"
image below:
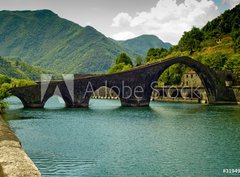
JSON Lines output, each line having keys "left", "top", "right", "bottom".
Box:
{"left": 10, "top": 56, "right": 235, "bottom": 108}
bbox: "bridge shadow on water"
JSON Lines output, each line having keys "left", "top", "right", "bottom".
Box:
{"left": 4, "top": 95, "right": 236, "bottom": 122}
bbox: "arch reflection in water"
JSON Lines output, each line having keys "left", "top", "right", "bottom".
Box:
{"left": 89, "top": 86, "right": 121, "bottom": 109}
{"left": 44, "top": 96, "right": 65, "bottom": 109}
{"left": 4, "top": 96, "right": 24, "bottom": 110}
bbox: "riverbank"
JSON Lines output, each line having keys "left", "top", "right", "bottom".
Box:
{"left": 0, "top": 115, "right": 41, "bottom": 177}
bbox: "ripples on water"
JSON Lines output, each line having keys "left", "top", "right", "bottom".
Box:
{"left": 30, "top": 152, "right": 96, "bottom": 177}
{"left": 3, "top": 97, "right": 240, "bottom": 177}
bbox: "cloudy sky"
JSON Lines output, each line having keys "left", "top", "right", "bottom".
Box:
{"left": 0, "top": 0, "right": 240, "bottom": 44}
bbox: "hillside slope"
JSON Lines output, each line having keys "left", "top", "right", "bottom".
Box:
{"left": 0, "top": 56, "right": 55, "bottom": 80}
{"left": 118, "top": 35, "right": 172, "bottom": 57}
{"left": 159, "top": 5, "right": 240, "bottom": 85}
{"left": 0, "top": 10, "right": 136, "bottom": 74}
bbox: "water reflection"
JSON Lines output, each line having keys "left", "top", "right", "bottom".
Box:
{"left": 3, "top": 98, "right": 240, "bottom": 177}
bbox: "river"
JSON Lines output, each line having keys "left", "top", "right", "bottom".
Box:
{"left": 3, "top": 97, "right": 240, "bottom": 177}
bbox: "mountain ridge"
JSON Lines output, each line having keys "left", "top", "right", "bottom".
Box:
{"left": 0, "top": 10, "right": 137, "bottom": 74}
{"left": 117, "top": 34, "right": 172, "bottom": 56}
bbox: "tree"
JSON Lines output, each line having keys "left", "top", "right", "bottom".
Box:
{"left": 135, "top": 56, "right": 143, "bottom": 66}
{"left": 223, "top": 55, "right": 240, "bottom": 73}
{"left": 231, "top": 28, "right": 240, "bottom": 53}
{"left": 0, "top": 75, "right": 11, "bottom": 85}
{"left": 178, "top": 27, "right": 203, "bottom": 53}
{"left": 115, "top": 53, "right": 133, "bottom": 66}
{"left": 0, "top": 82, "right": 11, "bottom": 113}
{"left": 199, "top": 53, "right": 228, "bottom": 71}
{"left": 159, "top": 64, "right": 186, "bottom": 85}
{"left": 145, "top": 48, "right": 168, "bottom": 63}
{"left": 108, "top": 53, "right": 133, "bottom": 74}
{"left": 0, "top": 76, "right": 36, "bottom": 112}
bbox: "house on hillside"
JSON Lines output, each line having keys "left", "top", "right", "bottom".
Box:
{"left": 182, "top": 70, "right": 203, "bottom": 87}
{"left": 182, "top": 70, "right": 239, "bottom": 87}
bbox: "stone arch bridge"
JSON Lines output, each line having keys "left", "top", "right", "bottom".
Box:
{"left": 10, "top": 56, "right": 236, "bottom": 108}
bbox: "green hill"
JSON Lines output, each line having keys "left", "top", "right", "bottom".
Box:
{"left": 0, "top": 56, "right": 55, "bottom": 80}
{"left": 160, "top": 4, "right": 240, "bottom": 85}
{"left": 118, "top": 35, "right": 172, "bottom": 57}
{"left": 116, "top": 4, "right": 240, "bottom": 85}
{"left": 0, "top": 10, "right": 136, "bottom": 74}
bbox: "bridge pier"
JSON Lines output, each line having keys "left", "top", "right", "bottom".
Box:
{"left": 23, "top": 103, "right": 44, "bottom": 108}
{"left": 120, "top": 98, "right": 150, "bottom": 107}
{"left": 66, "top": 102, "right": 89, "bottom": 108}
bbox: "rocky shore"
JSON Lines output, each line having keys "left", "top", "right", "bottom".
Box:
{"left": 0, "top": 115, "right": 41, "bottom": 177}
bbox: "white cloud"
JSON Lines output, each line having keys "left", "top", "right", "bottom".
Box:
{"left": 112, "top": 31, "right": 136, "bottom": 40}
{"left": 111, "top": 0, "right": 220, "bottom": 44}
{"left": 112, "top": 12, "right": 132, "bottom": 27}
{"left": 222, "top": 0, "right": 240, "bottom": 9}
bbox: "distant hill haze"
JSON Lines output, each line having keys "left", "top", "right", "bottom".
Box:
{"left": 0, "top": 10, "right": 171, "bottom": 74}
{"left": 117, "top": 35, "right": 172, "bottom": 57}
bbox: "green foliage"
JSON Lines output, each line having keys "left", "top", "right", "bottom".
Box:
{"left": 161, "top": 5, "right": 240, "bottom": 85}
{"left": 116, "top": 53, "right": 133, "bottom": 66}
{"left": 198, "top": 53, "right": 228, "bottom": 71}
{"left": 0, "top": 10, "right": 137, "bottom": 74}
{"left": 0, "top": 100, "right": 8, "bottom": 113}
{"left": 0, "top": 84, "right": 10, "bottom": 100}
{"left": 0, "top": 55, "right": 56, "bottom": 80}
{"left": 119, "top": 35, "right": 172, "bottom": 57}
{"left": 202, "top": 5, "right": 240, "bottom": 39}
{"left": 202, "top": 4, "right": 240, "bottom": 51}
{"left": 145, "top": 48, "right": 168, "bottom": 62}
{"left": 178, "top": 27, "right": 204, "bottom": 52}
{"left": 0, "top": 74, "right": 36, "bottom": 112}
{"left": 108, "top": 53, "right": 133, "bottom": 74}
{"left": 231, "top": 28, "right": 240, "bottom": 52}
{"left": 0, "top": 76, "right": 35, "bottom": 100}
{"left": 108, "top": 63, "right": 133, "bottom": 74}
{"left": 159, "top": 64, "right": 186, "bottom": 85}
{"left": 0, "top": 75, "right": 11, "bottom": 113}
{"left": 0, "top": 74, "right": 11, "bottom": 85}
{"left": 8, "top": 79, "right": 36, "bottom": 88}
{"left": 135, "top": 56, "right": 143, "bottom": 66}
{"left": 223, "top": 55, "right": 240, "bottom": 73}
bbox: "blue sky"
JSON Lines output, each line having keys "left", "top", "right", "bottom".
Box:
{"left": 0, "top": 0, "right": 239, "bottom": 44}
{"left": 215, "top": 0, "right": 229, "bottom": 11}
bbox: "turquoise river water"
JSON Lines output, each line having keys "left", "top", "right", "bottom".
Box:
{"left": 3, "top": 97, "right": 240, "bottom": 177}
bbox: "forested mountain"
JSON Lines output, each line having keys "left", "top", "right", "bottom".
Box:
{"left": 117, "top": 35, "right": 172, "bottom": 56}
{"left": 0, "top": 10, "right": 136, "bottom": 74}
{"left": 0, "top": 56, "right": 55, "bottom": 80}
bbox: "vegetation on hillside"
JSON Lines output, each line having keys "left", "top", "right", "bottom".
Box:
{"left": 135, "top": 56, "right": 143, "bottom": 66}
{"left": 0, "top": 55, "right": 56, "bottom": 80}
{"left": 160, "top": 33, "right": 240, "bottom": 85}
{"left": 145, "top": 48, "right": 168, "bottom": 63}
{"left": 108, "top": 4, "right": 240, "bottom": 85}
{"left": 108, "top": 53, "right": 133, "bottom": 74}
{"left": 0, "top": 10, "right": 138, "bottom": 74}
{"left": 118, "top": 35, "right": 172, "bottom": 57}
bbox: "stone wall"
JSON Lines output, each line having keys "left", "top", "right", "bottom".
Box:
{"left": 233, "top": 86, "right": 240, "bottom": 103}
{"left": 0, "top": 115, "right": 41, "bottom": 177}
